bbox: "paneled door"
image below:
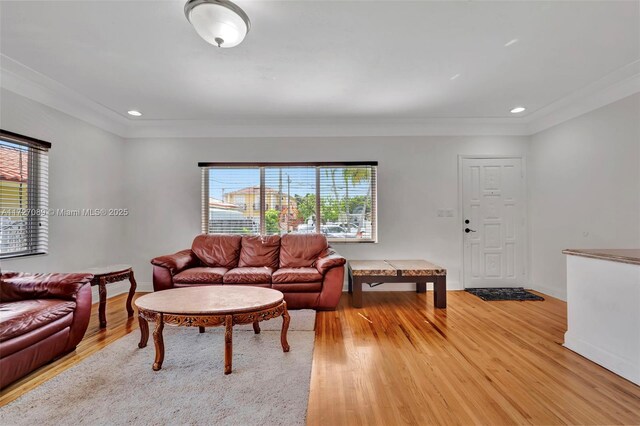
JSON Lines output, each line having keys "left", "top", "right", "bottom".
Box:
{"left": 461, "top": 157, "right": 526, "bottom": 288}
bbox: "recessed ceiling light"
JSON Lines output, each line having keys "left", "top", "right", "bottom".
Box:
{"left": 450, "top": 73, "right": 461, "bottom": 80}
{"left": 510, "top": 106, "right": 526, "bottom": 114}
{"left": 504, "top": 38, "right": 519, "bottom": 47}
{"left": 127, "top": 110, "right": 142, "bottom": 117}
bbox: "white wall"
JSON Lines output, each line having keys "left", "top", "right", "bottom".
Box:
{"left": 0, "top": 89, "right": 129, "bottom": 297}
{"left": 529, "top": 93, "right": 640, "bottom": 300}
{"left": 3, "top": 87, "right": 638, "bottom": 301}
{"left": 123, "top": 135, "right": 529, "bottom": 291}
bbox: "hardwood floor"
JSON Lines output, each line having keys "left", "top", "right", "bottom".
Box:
{"left": 2, "top": 291, "right": 639, "bottom": 425}
{"left": 308, "top": 291, "right": 640, "bottom": 425}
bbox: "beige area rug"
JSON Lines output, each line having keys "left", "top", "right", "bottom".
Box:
{"left": 0, "top": 310, "right": 316, "bottom": 426}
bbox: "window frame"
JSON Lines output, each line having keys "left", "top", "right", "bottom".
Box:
{"left": 200, "top": 161, "right": 378, "bottom": 243}
{"left": 0, "top": 129, "right": 51, "bottom": 259}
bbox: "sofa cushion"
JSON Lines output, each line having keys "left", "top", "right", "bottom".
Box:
{"left": 223, "top": 267, "right": 273, "bottom": 284}
{"left": 173, "top": 267, "right": 228, "bottom": 284}
{"left": 192, "top": 234, "right": 242, "bottom": 268}
{"left": 0, "top": 299, "right": 76, "bottom": 342}
{"left": 0, "top": 314, "right": 74, "bottom": 358}
{"left": 238, "top": 235, "right": 280, "bottom": 269}
{"left": 272, "top": 267, "right": 323, "bottom": 284}
{"left": 279, "top": 234, "right": 328, "bottom": 268}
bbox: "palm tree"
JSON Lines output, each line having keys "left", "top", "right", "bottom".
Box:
{"left": 343, "top": 167, "right": 372, "bottom": 233}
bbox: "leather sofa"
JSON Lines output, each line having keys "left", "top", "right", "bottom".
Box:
{"left": 0, "top": 272, "right": 93, "bottom": 389}
{"left": 151, "top": 234, "right": 346, "bottom": 310}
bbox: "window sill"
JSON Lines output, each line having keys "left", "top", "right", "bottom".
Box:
{"left": 0, "top": 251, "right": 48, "bottom": 261}
{"left": 328, "top": 239, "right": 378, "bottom": 244}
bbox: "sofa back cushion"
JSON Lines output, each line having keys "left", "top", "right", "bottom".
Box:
{"left": 0, "top": 273, "right": 93, "bottom": 302}
{"left": 191, "top": 234, "right": 242, "bottom": 268}
{"left": 279, "top": 234, "right": 328, "bottom": 268}
{"left": 238, "top": 235, "right": 281, "bottom": 268}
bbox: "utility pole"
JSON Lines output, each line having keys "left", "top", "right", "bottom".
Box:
{"left": 286, "top": 175, "right": 291, "bottom": 232}
{"left": 279, "top": 169, "right": 283, "bottom": 210}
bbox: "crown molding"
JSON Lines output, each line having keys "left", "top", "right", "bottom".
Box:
{"left": 1, "top": 54, "right": 638, "bottom": 139}
{"left": 0, "top": 54, "right": 130, "bottom": 137}
{"left": 526, "top": 60, "right": 640, "bottom": 134}
{"left": 124, "top": 117, "right": 530, "bottom": 138}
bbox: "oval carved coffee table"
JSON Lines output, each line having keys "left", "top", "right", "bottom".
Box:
{"left": 135, "top": 286, "right": 290, "bottom": 375}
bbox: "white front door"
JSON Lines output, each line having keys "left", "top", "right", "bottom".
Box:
{"left": 461, "top": 157, "right": 526, "bottom": 288}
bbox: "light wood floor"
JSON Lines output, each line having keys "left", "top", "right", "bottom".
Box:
{"left": 2, "top": 291, "right": 639, "bottom": 425}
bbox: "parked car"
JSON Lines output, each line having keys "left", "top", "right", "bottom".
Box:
{"left": 321, "top": 225, "right": 357, "bottom": 239}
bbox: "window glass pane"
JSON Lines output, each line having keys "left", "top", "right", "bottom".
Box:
{"left": 264, "top": 167, "right": 316, "bottom": 235}
{"left": 319, "top": 166, "right": 374, "bottom": 241}
{"left": 0, "top": 141, "right": 30, "bottom": 254}
{"left": 201, "top": 163, "right": 377, "bottom": 242}
{"left": 208, "top": 168, "right": 260, "bottom": 234}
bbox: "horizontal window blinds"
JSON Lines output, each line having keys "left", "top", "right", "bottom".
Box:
{"left": 201, "top": 162, "right": 377, "bottom": 242}
{"left": 0, "top": 130, "right": 50, "bottom": 258}
{"left": 263, "top": 167, "right": 317, "bottom": 235}
{"left": 319, "top": 165, "right": 376, "bottom": 241}
{"left": 204, "top": 167, "right": 260, "bottom": 235}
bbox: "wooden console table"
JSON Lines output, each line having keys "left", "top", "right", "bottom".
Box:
{"left": 348, "top": 260, "right": 447, "bottom": 308}
{"left": 83, "top": 264, "right": 137, "bottom": 328}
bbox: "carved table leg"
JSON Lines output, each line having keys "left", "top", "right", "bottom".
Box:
{"left": 281, "top": 302, "right": 290, "bottom": 353}
{"left": 126, "top": 270, "right": 137, "bottom": 317}
{"left": 252, "top": 321, "right": 260, "bottom": 334}
{"left": 98, "top": 277, "right": 107, "bottom": 328}
{"left": 152, "top": 313, "right": 165, "bottom": 371}
{"left": 199, "top": 326, "right": 205, "bottom": 333}
{"left": 224, "top": 315, "right": 233, "bottom": 375}
{"left": 138, "top": 314, "right": 149, "bottom": 348}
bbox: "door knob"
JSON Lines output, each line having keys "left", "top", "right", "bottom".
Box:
{"left": 465, "top": 228, "right": 476, "bottom": 233}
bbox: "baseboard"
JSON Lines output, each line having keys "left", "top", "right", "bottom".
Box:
{"left": 564, "top": 332, "right": 640, "bottom": 385}
{"left": 104, "top": 280, "right": 461, "bottom": 299}
{"left": 531, "top": 283, "right": 566, "bottom": 301}
{"left": 341, "top": 280, "right": 462, "bottom": 292}
{"left": 91, "top": 280, "right": 154, "bottom": 302}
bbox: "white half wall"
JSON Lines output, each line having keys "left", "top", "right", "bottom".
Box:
{"left": 0, "top": 89, "right": 131, "bottom": 297}
{"left": 529, "top": 93, "right": 640, "bottom": 300}
{"left": 123, "top": 135, "right": 529, "bottom": 291}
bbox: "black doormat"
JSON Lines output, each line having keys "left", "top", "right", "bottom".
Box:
{"left": 465, "top": 287, "right": 544, "bottom": 301}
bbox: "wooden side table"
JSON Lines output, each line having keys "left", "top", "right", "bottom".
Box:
{"left": 348, "top": 259, "right": 447, "bottom": 309}
{"left": 83, "top": 264, "right": 137, "bottom": 328}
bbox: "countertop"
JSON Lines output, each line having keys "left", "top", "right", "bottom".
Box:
{"left": 562, "top": 249, "right": 640, "bottom": 266}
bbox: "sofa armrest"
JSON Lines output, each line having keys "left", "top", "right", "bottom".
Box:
{"left": 150, "top": 249, "right": 199, "bottom": 275}
{"left": 0, "top": 273, "right": 94, "bottom": 302}
{"left": 66, "top": 282, "right": 92, "bottom": 352}
{"left": 315, "top": 251, "right": 346, "bottom": 275}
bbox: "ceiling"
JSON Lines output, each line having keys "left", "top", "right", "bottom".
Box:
{"left": 0, "top": 0, "right": 639, "bottom": 135}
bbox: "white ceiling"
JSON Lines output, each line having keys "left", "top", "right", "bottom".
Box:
{"left": 0, "top": 0, "right": 639, "bottom": 135}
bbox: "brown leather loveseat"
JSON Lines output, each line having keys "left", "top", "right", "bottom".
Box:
{"left": 0, "top": 272, "right": 93, "bottom": 388}
{"left": 151, "top": 234, "right": 346, "bottom": 310}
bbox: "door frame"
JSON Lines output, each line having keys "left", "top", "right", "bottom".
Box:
{"left": 457, "top": 155, "right": 529, "bottom": 289}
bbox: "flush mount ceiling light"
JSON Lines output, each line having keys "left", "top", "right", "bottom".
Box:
{"left": 184, "top": 0, "right": 251, "bottom": 48}
{"left": 127, "top": 110, "right": 142, "bottom": 117}
{"left": 510, "top": 106, "right": 526, "bottom": 114}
